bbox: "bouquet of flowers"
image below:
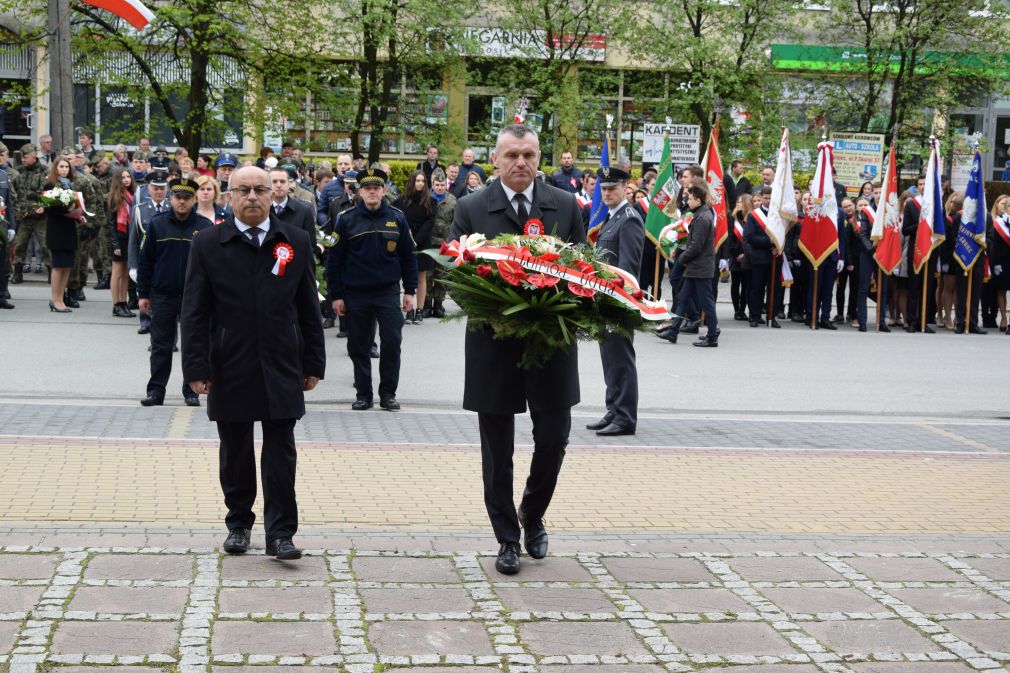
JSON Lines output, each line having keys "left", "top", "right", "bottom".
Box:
{"left": 39, "top": 187, "right": 78, "bottom": 209}
{"left": 658, "top": 214, "right": 692, "bottom": 258}
{"left": 425, "top": 226, "right": 671, "bottom": 369}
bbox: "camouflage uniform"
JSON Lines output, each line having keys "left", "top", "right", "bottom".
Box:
{"left": 93, "top": 164, "right": 115, "bottom": 281}
{"left": 11, "top": 155, "right": 50, "bottom": 269}
{"left": 68, "top": 169, "right": 107, "bottom": 292}
{"left": 427, "top": 191, "right": 457, "bottom": 309}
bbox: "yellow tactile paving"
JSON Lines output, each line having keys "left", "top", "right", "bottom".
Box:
{"left": 2, "top": 438, "right": 1008, "bottom": 533}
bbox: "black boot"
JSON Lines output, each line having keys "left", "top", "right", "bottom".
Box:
{"left": 127, "top": 285, "right": 138, "bottom": 310}
{"left": 63, "top": 289, "right": 80, "bottom": 308}
{"left": 10, "top": 266, "right": 23, "bottom": 284}
{"left": 94, "top": 275, "right": 111, "bottom": 290}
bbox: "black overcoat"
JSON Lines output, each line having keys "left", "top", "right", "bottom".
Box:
{"left": 180, "top": 215, "right": 326, "bottom": 422}
{"left": 450, "top": 179, "right": 586, "bottom": 414}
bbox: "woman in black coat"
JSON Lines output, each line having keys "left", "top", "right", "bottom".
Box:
{"left": 393, "top": 169, "right": 435, "bottom": 324}
{"left": 43, "top": 157, "right": 85, "bottom": 312}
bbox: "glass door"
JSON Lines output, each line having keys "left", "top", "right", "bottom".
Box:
{"left": 992, "top": 114, "right": 1010, "bottom": 181}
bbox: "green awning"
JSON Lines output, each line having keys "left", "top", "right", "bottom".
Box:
{"left": 770, "top": 44, "right": 1004, "bottom": 75}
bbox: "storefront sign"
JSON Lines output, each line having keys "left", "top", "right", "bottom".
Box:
{"left": 951, "top": 148, "right": 975, "bottom": 193}
{"left": 642, "top": 123, "right": 700, "bottom": 166}
{"left": 463, "top": 28, "right": 606, "bottom": 62}
{"left": 829, "top": 132, "right": 885, "bottom": 195}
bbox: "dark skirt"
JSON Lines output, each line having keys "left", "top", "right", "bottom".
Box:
{"left": 112, "top": 232, "right": 129, "bottom": 262}
{"left": 51, "top": 248, "right": 76, "bottom": 269}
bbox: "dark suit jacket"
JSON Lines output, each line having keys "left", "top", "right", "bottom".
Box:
{"left": 273, "top": 198, "right": 316, "bottom": 242}
{"left": 450, "top": 180, "right": 586, "bottom": 414}
{"left": 181, "top": 215, "right": 325, "bottom": 422}
{"left": 595, "top": 203, "right": 644, "bottom": 276}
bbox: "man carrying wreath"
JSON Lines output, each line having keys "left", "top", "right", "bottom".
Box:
{"left": 450, "top": 124, "right": 587, "bottom": 575}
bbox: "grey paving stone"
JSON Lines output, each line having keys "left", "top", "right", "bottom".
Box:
{"left": 759, "top": 587, "right": 888, "bottom": 614}
{"left": 218, "top": 586, "right": 334, "bottom": 614}
{"left": 540, "top": 667, "right": 668, "bottom": 673}
{"left": 375, "top": 669, "right": 500, "bottom": 673}
{"left": 965, "top": 556, "right": 1010, "bottom": 579}
{"left": 69, "top": 586, "right": 189, "bottom": 615}
{"left": 211, "top": 669, "right": 343, "bottom": 673}
{"left": 940, "top": 619, "right": 1010, "bottom": 652}
{"left": 85, "top": 553, "right": 193, "bottom": 580}
{"left": 55, "top": 668, "right": 167, "bottom": 673}
{"left": 662, "top": 622, "right": 797, "bottom": 656}
{"left": 0, "top": 553, "right": 57, "bottom": 579}
{"left": 843, "top": 557, "right": 963, "bottom": 582}
{"left": 497, "top": 586, "right": 616, "bottom": 613}
{"left": 0, "top": 585, "right": 45, "bottom": 612}
{"left": 520, "top": 621, "right": 649, "bottom": 656}
{"left": 211, "top": 621, "right": 336, "bottom": 655}
{"left": 702, "top": 667, "right": 821, "bottom": 673}
{"left": 628, "top": 587, "right": 753, "bottom": 614}
{"left": 849, "top": 664, "right": 976, "bottom": 672}
{"left": 352, "top": 556, "right": 459, "bottom": 583}
{"left": 362, "top": 586, "right": 474, "bottom": 613}
{"left": 50, "top": 621, "right": 180, "bottom": 655}
{"left": 889, "top": 587, "right": 1010, "bottom": 614}
{"left": 727, "top": 556, "right": 844, "bottom": 582}
{"left": 480, "top": 556, "right": 592, "bottom": 581}
{"left": 600, "top": 556, "right": 715, "bottom": 582}
{"left": 220, "top": 554, "right": 330, "bottom": 581}
{"left": 368, "top": 620, "right": 493, "bottom": 656}
{"left": 802, "top": 620, "right": 944, "bottom": 654}
{"left": 0, "top": 621, "right": 19, "bottom": 655}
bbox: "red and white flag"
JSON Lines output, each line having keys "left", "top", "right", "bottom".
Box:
{"left": 913, "top": 138, "right": 946, "bottom": 273}
{"left": 872, "top": 146, "right": 903, "bottom": 274}
{"left": 702, "top": 126, "right": 729, "bottom": 250}
{"left": 766, "top": 128, "right": 797, "bottom": 253}
{"left": 82, "top": 0, "right": 155, "bottom": 30}
{"left": 798, "top": 140, "right": 839, "bottom": 268}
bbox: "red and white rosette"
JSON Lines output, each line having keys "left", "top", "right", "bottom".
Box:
{"left": 272, "top": 242, "right": 294, "bottom": 276}
{"left": 524, "top": 218, "right": 544, "bottom": 236}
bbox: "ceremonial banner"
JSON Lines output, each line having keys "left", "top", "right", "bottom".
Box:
{"left": 766, "top": 128, "right": 798, "bottom": 253}
{"left": 702, "top": 126, "right": 729, "bottom": 251}
{"left": 799, "top": 140, "right": 839, "bottom": 268}
{"left": 872, "top": 146, "right": 902, "bottom": 274}
{"left": 81, "top": 0, "right": 155, "bottom": 29}
{"left": 913, "top": 138, "right": 946, "bottom": 273}
{"left": 954, "top": 150, "right": 987, "bottom": 271}
{"left": 644, "top": 135, "right": 676, "bottom": 257}
{"left": 586, "top": 136, "right": 609, "bottom": 246}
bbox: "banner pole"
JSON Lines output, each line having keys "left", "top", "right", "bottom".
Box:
{"left": 965, "top": 264, "right": 974, "bottom": 334}
{"left": 768, "top": 255, "right": 777, "bottom": 327}
{"left": 653, "top": 248, "right": 661, "bottom": 300}
{"left": 811, "top": 264, "right": 818, "bottom": 329}
{"left": 921, "top": 253, "right": 930, "bottom": 333}
{"left": 876, "top": 268, "right": 883, "bottom": 331}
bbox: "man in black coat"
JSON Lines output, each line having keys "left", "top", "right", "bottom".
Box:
{"left": 181, "top": 166, "right": 326, "bottom": 561}
{"left": 269, "top": 168, "right": 317, "bottom": 243}
{"left": 901, "top": 176, "right": 935, "bottom": 333}
{"left": 450, "top": 124, "right": 586, "bottom": 576}
{"left": 586, "top": 166, "right": 644, "bottom": 436}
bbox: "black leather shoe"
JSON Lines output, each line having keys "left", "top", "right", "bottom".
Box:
{"left": 904, "top": 325, "right": 916, "bottom": 333}
{"left": 818, "top": 320, "right": 837, "bottom": 330}
{"left": 351, "top": 396, "right": 373, "bottom": 410}
{"left": 63, "top": 291, "right": 80, "bottom": 308}
{"left": 585, "top": 416, "right": 613, "bottom": 431}
{"left": 379, "top": 396, "right": 400, "bottom": 411}
{"left": 138, "top": 326, "right": 150, "bottom": 335}
{"left": 923, "top": 325, "right": 936, "bottom": 334}
{"left": 223, "top": 528, "right": 251, "bottom": 554}
{"left": 0, "top": 299, "right": 13, "bottom": 309}
{"left": 10, "top": 267, "right": 22, "bottom": 284}
{"left": 140, "top": 394, "right": 163, "bottom": 406}
{"left": 681, "top": 322, "right": 700, "bottom": 335}
{"left": 770, "top": 319, "right": 781, "bottom": 328}
{"left": 858, "top": 324, "right": 867, "bottom": 332}
{"left": 495, "top": 542, "right": 521, "bottom": 575}
{"left": 692, "top": 338, "right": 718, "bottom": 347}
{"left": 969, "top": 325, "right": 987, "bottom": 335}
{"left": 734, "top": 311, "right": 747, "bottom": 321}
{"left": 519, "top": 508, "right": 548, "bottom": 559}
{"left": 184, "top": 396, "right": 200, "bottom": 407}
{"left": 266, "top": 538, "right": 302, "bottom": 560}
{"left": 596, "top": 423, "right": 635, "bottom": 436}
{"left": 878, "top": 323, "right": 891, "bottom": 333}
{"left": 749, "top": 320, "right": 761, "bottom": 328}
{"left": 74, "top": 288, "right": 86, "bottom": 301}
{"left": 322, "top": 317, "right": 335, "bottom": 329}
{"left": 94, "top": 276, "right": 111, "bottom": 290}
{"left": 370, "top": 344, "right": 379, "bottom": 358}
{"left": 336, "top": 329, "right": 348, "bottom": 338}
{"left": 658, "top": 330, "right": 678, "bottom": 343}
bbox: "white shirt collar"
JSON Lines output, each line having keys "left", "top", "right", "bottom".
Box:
{"left": 500, "top": 181, "right": 535, "bottom": 214}
{"left": 273, "top": 197, "right": 288, "bottom": 210}
{"left": 234, "top": 216, "right": 271, "bottom": 234}
{"left": 608, "top": 199, "right": 628, "bottom": 218}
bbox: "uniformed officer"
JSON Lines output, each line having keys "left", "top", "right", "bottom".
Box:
{"left": 137, "top": 177, "right": 210, "bottom": 407}
{"left": 585, "top": 166, "right": 644, "bottom": 437}
{"left": 0, "top": 142, "right": 16, "bottom": 308}
{"left": 326, "top": 168, "right": 418, "bottom": 411}
{"left": 215, "top": 153, "right": 238, "bottom": 191}
{"left": 11, "top": 144, "right": 50, "bottom": 283}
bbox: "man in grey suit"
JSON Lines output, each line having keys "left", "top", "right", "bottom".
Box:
{"left": 269, "top": 168, "right": 317, "bottom": 243}
{"left": 585, "top": 166, "right": 644, "bottom": 437}
{"left": 450, "top": 124, "right": 586, "bottom": 576}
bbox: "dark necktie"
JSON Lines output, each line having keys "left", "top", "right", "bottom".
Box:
{"left": 514, "top": 193, "right": 529, "bottom": 223}
{"left": 246, "top": 227, "right": 262, "bottom": 247}
{"left": 275, "top": 204, "right": 283, "bottom": 216}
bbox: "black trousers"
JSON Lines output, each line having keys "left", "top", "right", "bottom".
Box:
{"left": 0, "top": 240, "right": 9, "bottom": 295}
{"left": 478, "top": 409, "right": 570, "bottom": 544}
{"left": 788, "top": 259, "right": 810, "bottom": 318}
{"left": 906, "top": 264, "right": 929, "bottom": 330}
{"left": 857, "top": 251, "right": 887, "bottom": 327}
{"left": 148, "top": 291, "right": 192, "bottom": 400}
{"left": 748, "top": 263, "right": 770, "bottom": 321}
{"left": 730, "top": 268, "right": 749, "bottom": 315}
{"left": 808, "top": 262, "right": 836, "bottom": 323}
{"left": 599, "top": 332, "right": 637, "bottom": 429}
{"left": 217, "top": 419, "right": 298, "bottom": 540}
{"left": 955, "top": 262, "right": 984, "bottom": 329}
{"left": 345, "top": 285, "right": 402, "bottom": 399}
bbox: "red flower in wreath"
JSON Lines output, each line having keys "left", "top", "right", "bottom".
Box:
{"left": 526, "top": 273, "right": 561, "bottom": 288}
{"left": 476, "top": 264, "right": 493, "bottom": 278}
{"left": 567, "top": 281, "right": 596, "bottom": 297}
{"left": 496, "top": 259, "right": 527, "bottom": 286}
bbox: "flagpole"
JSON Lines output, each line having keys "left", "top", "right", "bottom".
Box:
{"left": 768, "top": 255, "right": 777, "bottom": 326}
{"left": 811, "top": 266, "right": 818, "bottom": 329}
{"left": 876, "top": 268, "right": 883, "bottom": 330}
{"left": 921, "top": 257, "right": 929, "bottom": 332}
{"left": 965, "top": 263, "right": 974, "bottom": 334}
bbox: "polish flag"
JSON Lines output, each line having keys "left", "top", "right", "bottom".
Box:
{"left": 913, "top": 138, "right": 946, "bottom": 274}
{"left": 872, "top": 146, "right": 903, "bottom": 274}
{"left": 701, "top": 125, "right": 728, "bottom": 250}
{"left": 82, "top": 0, "right": 155, "bottom": 30}
{"left": 798, "top": 140, "right": 839, "bottom": 268}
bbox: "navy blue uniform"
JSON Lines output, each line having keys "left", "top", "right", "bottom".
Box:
{"left": 138, "top": 208, "right": 210, "bottom": 402}
{"left": 325, "top": 199, "right": 418, "bottom": 402}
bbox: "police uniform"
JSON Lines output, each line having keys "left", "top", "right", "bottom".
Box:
{"left": 0, "top": 142, "right": 16, "bottom": 307}
{"left": 587, "top": 167, "right": 644, "bottom": 436}
{"left": 130, "top": 170, "right": 170, "bottom": 333}
{"left": 137, "top": 178, "right": 210, "bottom": 406}
{"left": 325, "top": 168, "right": 418, "bottom": 409}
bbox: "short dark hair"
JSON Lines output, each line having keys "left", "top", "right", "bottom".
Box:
{"left": 427, "top": 144, "right": 438, "bottom": 151}
{"left": 315, "top": 169, "right": 334, "bottom": 181}
{"left": 687, "top": 177, "right": 708, "bottom": 203}
{"left": 581, "top": 169, "right": 595, "bottom": 180}
{"left": 447, "top": 162, "right": 459, "bottom": 170}
{"left": 79, "top": 128, "right": 95, "bottom": 142}
{"left": 496, "top": 124, "right": 537, "bottom": 145}
{"left": 760, "top": 185, "right": 773, "bottom": 196}
{"left": 683, "top": 164, "right": 704, "bottom": 179}
{"left": 731, "top": 159, "right": 744, "bottom": 170}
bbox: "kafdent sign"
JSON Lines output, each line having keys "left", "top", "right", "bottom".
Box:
{"left": 463, "top": 28, "right": 606, "bottom": 62}
{"left": 642, "top": 123, "right": 701, "bottom": 166}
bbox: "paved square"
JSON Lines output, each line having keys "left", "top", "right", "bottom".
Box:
{"left": 627, "top": 587, "right": 753, "bottom": 613}
{"left": 361, "top": 586, "right": 474, "bottom": 613}
{"left": 480, "top": 555, "right": 593, "bottom": 581}
{"left": 844, "top": 557, "right": 964, "bottom": 582}
{"left": 0, "top": 621, "right": 19, "bottom": 655}
{"left": 965, "top": 556, "right": 1010, "bottom": 579}
{"left": 218, "top": 586, "right": 335, "bottom": 614}
{"left": 801, "top": 619, "right": 944, "bottom": 653}
{"left": 940, "top": 619, "right": 1010, "bottom": 652}
{"left": 220, "top": 554, "right": 329, "bottom": 580}
{"left": 848, "top": 664, "right": 977, "bottom": 672}
{"left": 211, "top": 621, "right": 337, "bottom": 655}
{"left": 496, "top": 586, "right": 616, "bottom": 613}
{"left": 888, "top": 586, "right": 1010, "bottom": 613}
{"left": 50, "top": 621, "right": 180, "bottom": 655}
{"left": 368, "top": 619, "right": 493, "bottom": 655}
{"left": 353, "top": 555, "right": 459, "bottom": 582}
{"left": 758, "top": 587, "right": 888, "bottom": 614}
{"left": 68, "top": 586, "right": 189, "bottom": 615}
{"left": 0, "top": 553, "right": 57, "bottom": 579}
{"left": 601, "top": 556, "right": 715, "bottom": 582}
{"left": 728, "top": 556, "right": 844, "bottom": 582}
{"left": 662, "top": 621, "right": 797, "bottom": 656}
{"left": 0, "top": 585, "right": 45, "bottom": 612}
{"left": 520, "top": 621, "right": 648, "bottom": 656}
{"left": 84, "top": 553, "right": 192, "bottom": 580}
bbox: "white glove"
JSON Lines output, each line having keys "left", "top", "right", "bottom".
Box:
{"left": 718, "top": 259, "right": 729, "bottom": 273}
{"left": 836, "top": 260, "right": 844, "bottom": 273}
{"left": 6, "top": 229, "right": 14, "bottom": 242}
{"left": 792, "top": 259, "right": 801, "bottom": 268}
{"left": 941, "top": 263, "right": 949, "bottom": 273}
{"left": 129, "top": 268, "right": 138, "bottom": 283}
{"left": 996, "top": 265, "right": 1003, "bottom": 276}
